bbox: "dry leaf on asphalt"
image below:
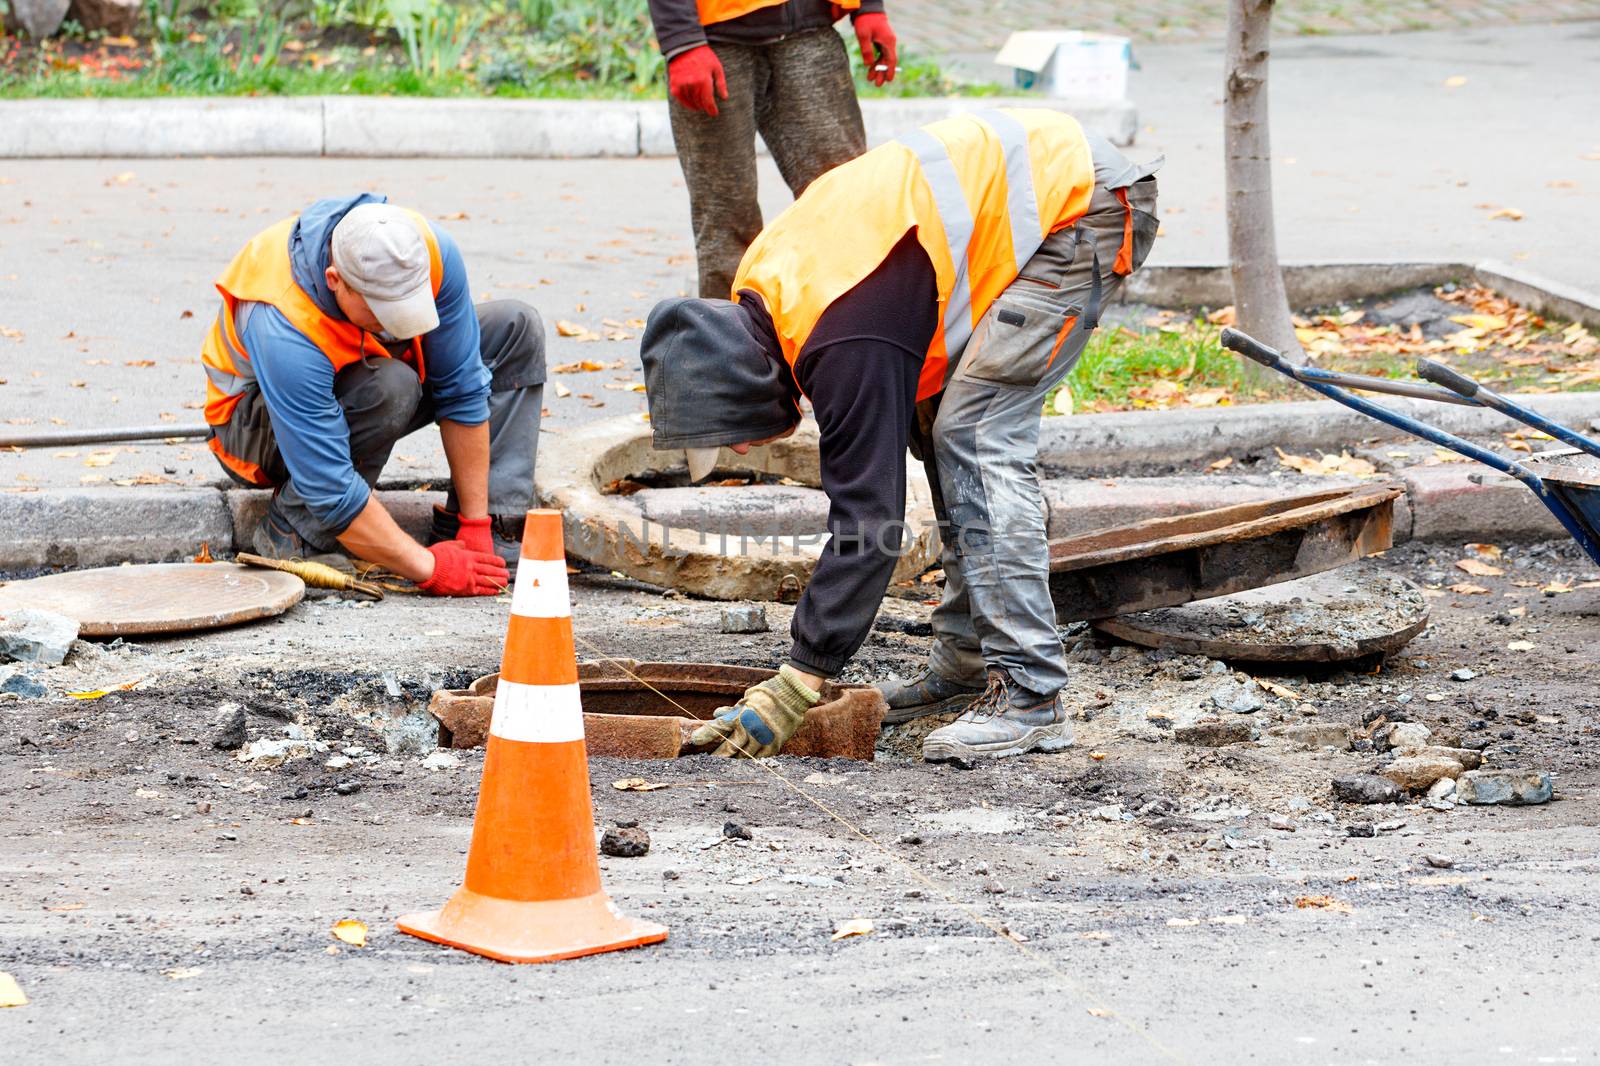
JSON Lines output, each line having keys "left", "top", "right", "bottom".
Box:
{"left": 1455, "top": 558, "right": 1504, "bottom": 577}
{"left": 1540, "top": 582, "right": 1572, "bottom": 594}
{"left": 611, "top": 778, "right": 669, "bottom": 792}
{"left": 1258, "top": 679, "right": 1301, "bottom": 701}
{"left": 1207, "top": 456, "right": 1234, "bottom": 472}
{"left": 550, "top": 359, "right": 621, "bottom": 373}
{"left": 0, "top": 972, "right": 27, "bottom": 1008}
{"left": 331, "top": 919, "right": 368, "bottom": 948}
{"left": 162, "top": 967, "right": 202, "bottom": 980}
{"left": 1448, "top": 582, "right": 1490, "bottom": 594}
{"left": 554, "top": 320, "right": 600, "bottom": 341}
{"left": 1275, "top": 448, "right": 1376, "bottom": 477}
{"left": 1487, "top": 207, "right": 1524, "bottom": 221}
{"left": 1294, "top": 895, "right": 1353, "bottom": 914}
{"left": 1086, "top": 1007, "right": 1112, "bottom": 1018}
{"left": 1507, "top": 640, "right": 1536, "bottom": 652}
{"left": 66, "top": 677, "right": 146, "bottom": 700}
{"left": 1465, "top": 543, "right": 1504, "bottom": 559}
{"left": 830, "top": 918, "right": 874, "bottom": 941}
{"left": 1443, "top": 75, "right": 1468, "bottom": 88}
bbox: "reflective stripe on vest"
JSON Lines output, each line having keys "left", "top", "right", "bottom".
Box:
{"left": 694, "top": 0, "right": 857, "bottom": 26}
{"left": 199, "top": 209, "right": 442, "bottom": 426}
{"left": 732, "top": 107, "right": 1098, "bottom": 404}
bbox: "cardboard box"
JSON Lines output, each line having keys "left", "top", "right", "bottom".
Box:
{"left": 994, "top": 31, "right": 1132, "bottom": 101}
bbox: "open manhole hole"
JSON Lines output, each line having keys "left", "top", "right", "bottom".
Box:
{"left": 537, "top": 415, "right": 939, "bottom": 600}
{"left": 430, "top": 660, "right": 884, "bottom": 761}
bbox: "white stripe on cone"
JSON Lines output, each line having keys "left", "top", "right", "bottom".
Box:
{"left": 509, "top": 559, "right": 572, "bottom": 619}
{"left": 489, "top": 680, "right": 585, "bottom": 744}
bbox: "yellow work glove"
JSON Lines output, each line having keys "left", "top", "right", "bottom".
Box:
{"left": 689, "top": 665, "right": 822, "bottom": 758}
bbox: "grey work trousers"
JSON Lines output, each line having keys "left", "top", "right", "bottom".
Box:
{"left": 913, "top": 169, "right": 1160, "bottom": 698}
{"left": 211, "top": 300, "right": 546, "bottom": 553}
{"left": 669, "top": 27, "right": 866, "bottom": 299}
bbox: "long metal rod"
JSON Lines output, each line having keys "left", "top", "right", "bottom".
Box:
{"left": 1221, "top": 327, "right": 1600, "bottom": 565}
{"left": 1292, "top": 365, "right": 1481, "bottom": 406}
{"left": 0, "top": 424, "right": 209, "bottom": 449}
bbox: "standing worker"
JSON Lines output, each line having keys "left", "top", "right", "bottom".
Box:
{"left": 649, "top": 0, "right": 899, "bottom": 298}
{"left": 201, "top": 194, "right": 547, "bottom": 596}
{"left": 641, "top": 109, "right": 1159, "bottom": 763}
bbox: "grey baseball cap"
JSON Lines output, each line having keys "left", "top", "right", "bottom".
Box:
{"left": 330, "top": 203, "right": 439, "bottom": 339}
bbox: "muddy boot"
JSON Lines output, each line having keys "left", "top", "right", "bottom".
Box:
{"left": 921, "top": 669, "right": 1074, "bottom": 765}
{"left": 427, "top": 506, "right": 525, "bottom": 572}
{"left": 251, "top": 499, "right": 351, "bottom": 571}
{"left": 877, "top": 669, "right": 986, "bottom": 725}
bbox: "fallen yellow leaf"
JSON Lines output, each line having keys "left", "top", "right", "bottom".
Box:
{"left": 1506, "top": 640, "right": 1535, "bottom": 652}
{"left": 1487, "top": 207, "right": 1524, "bottom": 222}
{"left": 611, "top": 778, "right": 670, "bottom": 792}
{"left": 1449, "top": 314, "right": 1507, "bottom": 332}
{"left": 66, "top": 677, "right": 145, "bottom": 700}
{"left": 0, "top": 971, "right": 26, "bottom": 1008}
{"left": 1294, "top": 895, "right": 1353, "bottom": 914}
{"left": 1258, "top": 679, "right": 1301, "bottom": 702}
{"left": 161, "top": 967, "right": 202, "bottom": 980}
{"left": 1464, "top": 543, "right": 1503, "bottom": 559}
{"left": 1207, "top": 456, "right": 1234, "bottom": 472}
{"left": 331, "top": 919, "right": 368, "bottom": 948}
{"left": 1086, "top": 1007, "right": 1113, "bottom": 1018}
{"left": 1455, "top": 558, "right": 1503, "bottom": 577}
{"left": 1447, "top": 582, "right": 1490, "bottom": 594}
{"left": 831, "top": 918, "right": 874, "bottom": 941}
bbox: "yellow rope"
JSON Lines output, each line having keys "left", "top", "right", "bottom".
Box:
{"left": 235, "top": 552, "right": 385, "bottom": 600}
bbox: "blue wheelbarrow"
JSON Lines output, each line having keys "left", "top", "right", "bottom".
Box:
{"left": 1219, "top": 327, "right": 1600, "bottom": 567}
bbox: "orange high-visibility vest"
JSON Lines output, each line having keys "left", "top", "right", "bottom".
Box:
{"left": 732, "top": 108, "right": 1099, "bottom": 403}
{"left": 199, "top": 210, "right": 443, "bottom": 483}
{"left": 694, "top": 0, "right": 858, "bottom": 26}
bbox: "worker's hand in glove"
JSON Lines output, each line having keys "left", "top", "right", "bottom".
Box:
{"left": 454, "top": 514, "right": 495, "bottom": 557}
{"left": 851, "top": 12, "right": 897, "bottom": 86}
{"left": 689, "top": 665, "right": 822, "bottom": 758}
{"left": 418, "top": 539, "right": 508, "bottom": 597}
{"left": 668, "top": 44, "right": 728, "bottom": 116}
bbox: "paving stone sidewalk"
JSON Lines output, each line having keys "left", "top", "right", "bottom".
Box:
{"left": 894, "top": 0, "right": 1600, "bottom": 54}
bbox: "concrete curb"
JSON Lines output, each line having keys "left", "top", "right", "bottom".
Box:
{"left": 1038, "top": 391, "right": 1600, "bottom": 474}
{"left": 1124, "top": 260, "right": 1600, "bottom": 328}
{"left": 0, "top": 95, "right": 1138, "bottom": 158}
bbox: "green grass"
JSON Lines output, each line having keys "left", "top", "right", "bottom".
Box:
{"left": 1050, "top": 321, "right": 1247, "bottom": 414}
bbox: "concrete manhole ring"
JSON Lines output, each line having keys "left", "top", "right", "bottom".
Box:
{"left": 536, "top": 414, "right": 941, "bottom": 600}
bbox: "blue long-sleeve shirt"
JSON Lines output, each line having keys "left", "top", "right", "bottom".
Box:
{"left": 239, "top": 194, "right": 488, "bottom": 532}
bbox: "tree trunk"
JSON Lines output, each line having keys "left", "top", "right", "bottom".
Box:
{"left": 1225, "top": 0, "right": 1304, "bottom": 379}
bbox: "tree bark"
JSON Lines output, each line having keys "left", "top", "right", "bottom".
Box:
{"left": 1225, "top": 0, "right": 1305, "bottom": 376}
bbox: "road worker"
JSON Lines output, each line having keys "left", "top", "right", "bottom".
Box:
{"left": 648, "top": 0, "right": 899, "bottom": 298}
{"left": 201, "top": 195, "right": 545, "bottom": 595}
{"left": 641, "top": 108, "right": 1160, "bottom": 762}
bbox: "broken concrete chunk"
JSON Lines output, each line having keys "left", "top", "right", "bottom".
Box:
{"left": 1270, "top": 723, "right": 1352, "bottom": 750}
{"left": 1382, "top": 754, "right": 1465, "bottom": 793}
{"left": 0, "top": 608, "right": 80, "bottom": 666}
{"left": 1384, "top": 721, "right": 1432, "bottom": 752}
{"left": 421, "top": 751, "right": 460, "bottom": 771}
{"left": 722, "top": 820, "right": 753, "bottom": 841}
{"left": 210, "top": 702, "right": 248, "bottom": 751}
{"left": 1425, "top": 776, "right": 1458, "bottom": 808}
{"left": 236, "top": 737, "right": 314, "bottom": 768}
{"left": 1332, "top": 774, "right": 1403, "bottom": 805}
{"left": 600, "top": 826, "right": 651, "bottom": 857}
{"left": 719, "top": 604, "right": 769, "bottom": 634}
{"left": 1413, "top": 744, "right": 1482, "bottom": 771}
{"left": 1176, "top": 718, "right": 1257, "bottom": 747}
{"left": 1209, "top": 680, "right": 1265, "bottom": 715}
{"left": 1456, "top": 769, "right": 1553, "bottom": 806}
{"left": 1450, "top": 668, "right": 1477, "bottom": 682}
{"left": 0, "top": 671, "right": 48, "bottom": 699}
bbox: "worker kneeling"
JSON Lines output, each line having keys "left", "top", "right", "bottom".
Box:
{"left": 200, "top": 196, "right": 546, "bottom": 596}
{"left": 641, "top": 108, "right": 1159, "bottom": 762}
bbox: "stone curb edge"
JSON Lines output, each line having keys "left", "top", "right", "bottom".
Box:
{"left": 0, "top": 95, "right": 1138, "bottom": 158}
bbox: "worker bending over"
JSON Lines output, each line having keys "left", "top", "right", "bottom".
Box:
{"left": 650, "top": 0, "right": 898, "bottom": 298}
{"left": 201, "top": 195, "right": 545, "bottom": 596}
{"left": 642, "top": 108, "right": 1159, "bottom": 762}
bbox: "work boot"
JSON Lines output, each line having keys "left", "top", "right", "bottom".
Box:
{"left": 877, "top": 669, "right": 986, "bottom": 725}
{"left": 250, "top": 500, "right": 349, "bottom": 569}
{"left": 427, "top": 506, "right": 525, "bottom": 572}
{"left": 921, "top": 668, "right": 1074, "bottom": 764}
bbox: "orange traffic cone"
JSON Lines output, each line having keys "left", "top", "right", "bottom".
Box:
{"left": 397, "top": 509, "right": 668, "bottom": 963}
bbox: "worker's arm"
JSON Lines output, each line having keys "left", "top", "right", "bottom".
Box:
{"left": 785, "top": 340, "right": 921, "bottom": 681}
{"left": 336, "top": 495, "right": 435, "bottom": 581}
{"left": 439, "top": 418, "right": 490, "bottom": 519}
{"left": 647, "top": 0, "right": 709, "bottom": 58}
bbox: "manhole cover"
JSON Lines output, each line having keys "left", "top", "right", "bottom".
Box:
{"left": 1093, "top": 569, "right": 1428, "bottom": 663}
{"left": 0, "top": 562, "right": 305, "bottom": 636}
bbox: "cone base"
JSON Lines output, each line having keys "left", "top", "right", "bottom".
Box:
{"left": 397, "top": 887, "right": 668, "bottom": 964}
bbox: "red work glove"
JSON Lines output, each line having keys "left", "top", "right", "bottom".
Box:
{"left": 668, "top": 44, "right": 728, "bottom": 117}
{"left": 418, "top": 540, "right": 508, "bottom": 597}
{"left": 455, "top": 514, "right": 495, "bottom": 557}
{"left": 852, "top": 12, "right": 897, "bottom": 86}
